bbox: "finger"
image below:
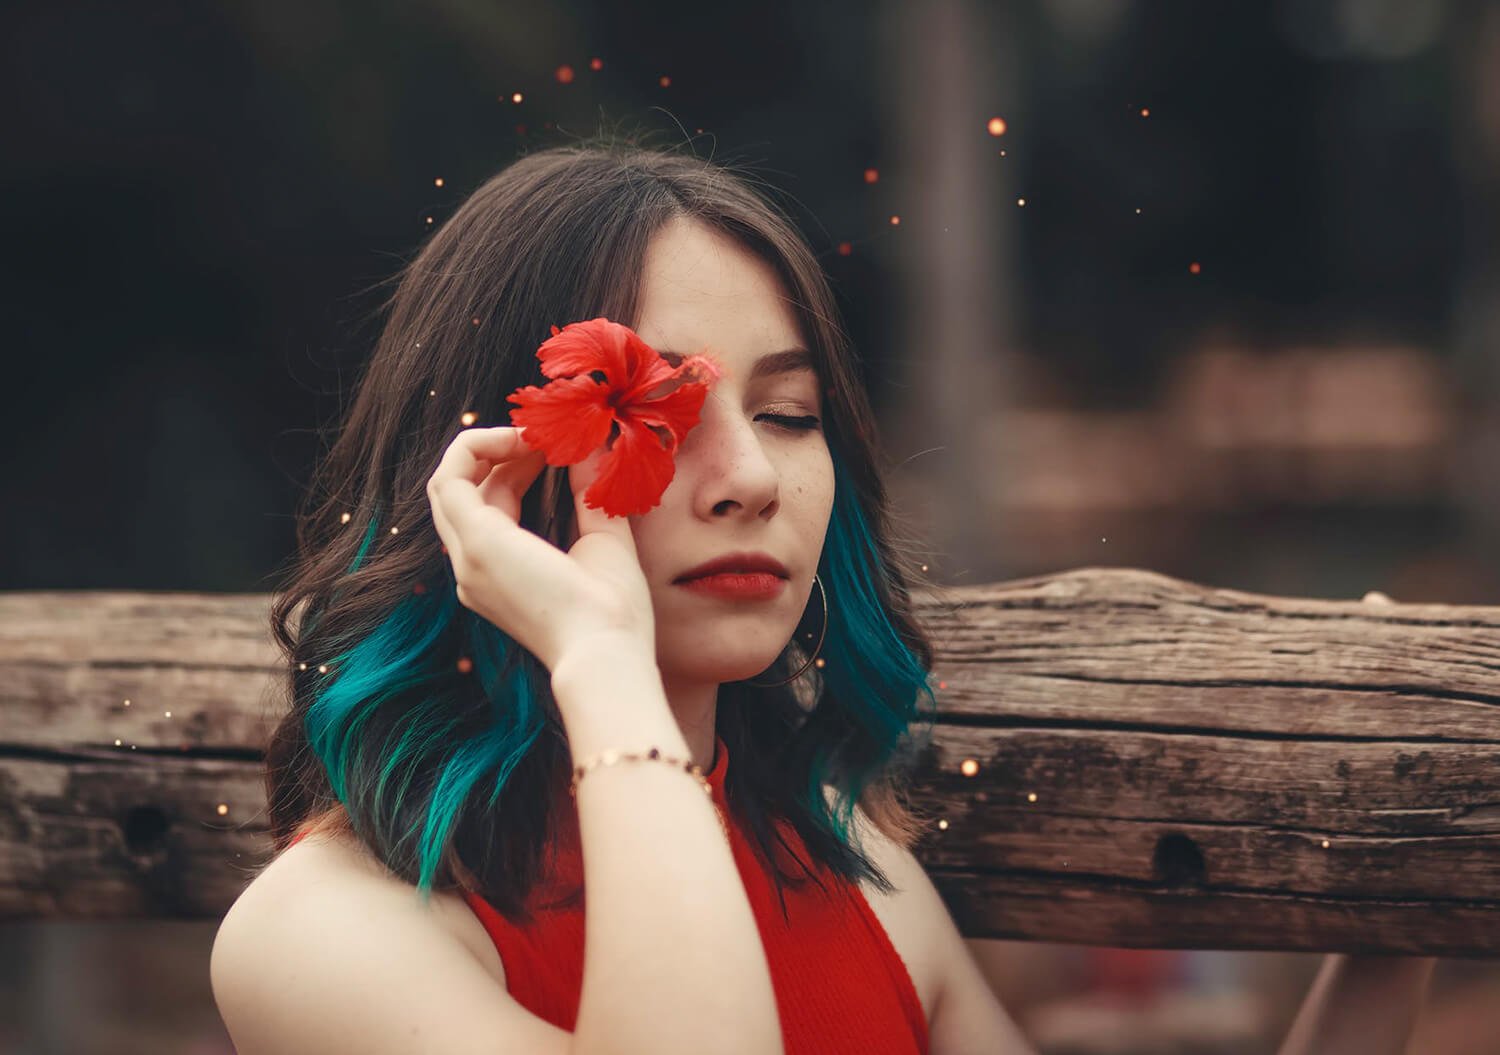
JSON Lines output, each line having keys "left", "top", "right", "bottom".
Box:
{"left": 436, "top": 470, "right": 576, "bottom": 595}
{"left": 1361, "top": 590, "right": 1396, "bottom": 604}
{"left": 428, "top": 426, "right": 538, "bottom": 564}
{"left": 428, "top": 470, "right": 469, "bottom": 569}
{"left": 566, "top": 443, "right": 641, "bottom": 558}
{"left": 432, "top": 426, "right": 536, "bottom": 486}
{"left": 478, "top": 444, "right": 548, "bottom": 515}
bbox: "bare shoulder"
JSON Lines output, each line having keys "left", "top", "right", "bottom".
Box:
{"left": 210, "top": 829, "right": 546, "bottom": 1055}
{"left": 846, "top": 804, "right": 947, "bottom": 1022}
{"left": 850, "top": 804, "right": 1037, "bottom": 1055}
{"left": 263, "top": 830, "right": 507, "bottom": 988}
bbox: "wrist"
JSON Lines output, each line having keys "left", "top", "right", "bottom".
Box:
{"left": 550, "top": 641, "right": 659, "bottom": 694}
{"left": 550, "top": 645, "right": 670, "bottom": 732}
{"left": 551, "top": 652, "right": 688, "bottom": 765}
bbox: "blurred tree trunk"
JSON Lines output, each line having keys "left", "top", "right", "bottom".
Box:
{"left": 1450, "top": 1, "right": 1500, "bottom": 559}
{"left": 880, "top": 0, "right": 1021, "bottom": 586}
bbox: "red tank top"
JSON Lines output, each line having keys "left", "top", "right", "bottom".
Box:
{"left": 289, "top": 734, "right": 928, "bottom": 1053}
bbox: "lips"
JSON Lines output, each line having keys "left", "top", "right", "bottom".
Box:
{"left": 673, "top": 551, "right": 790, "bottom": 583}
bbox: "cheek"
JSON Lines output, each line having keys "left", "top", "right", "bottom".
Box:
{"left": 793, "top": 448, "right": 835, "bottom": 516}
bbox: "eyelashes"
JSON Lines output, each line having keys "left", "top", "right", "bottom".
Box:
{"left": 758, "top": 413, "right": 822, "bottom": 432}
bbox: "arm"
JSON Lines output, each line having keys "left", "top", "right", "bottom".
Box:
{"left": 552, "top": 644, "right": 784, "bottom": 1055}
{"left": 1275, "top": 591, "right": 1437, "bottom": 1054}
{"left": 927, "top": 931, "right": 1436, "bottom": 1055}
{"left": 849, "top": 807, "right": 1037, "bottom": 1055}
{"left": 209, "top": 643, "right": 780, "bottom": 1055}
{"left": 926, "top": 930, "right": 1039, "bottom": 1055}
{"left": 1275, "top": 954, "right": 1437, "bottom": 1055}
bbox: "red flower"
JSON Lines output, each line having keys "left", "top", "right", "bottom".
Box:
{"left": 505, "top": 317, "right": 724, "bottom": 517}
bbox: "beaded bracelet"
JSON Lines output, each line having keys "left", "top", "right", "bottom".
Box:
{"left": 568, "top": 746, "right": 714, "bottom": 799}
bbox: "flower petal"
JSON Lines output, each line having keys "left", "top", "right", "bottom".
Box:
{"left": 583, "top": 416, "right": 678, "bottom": 516}
{"left": 627, "top": 377, "right": 713, "bottom": 446}
{"left": 506, "top": 319, "right": 727, "bottom": 517}
{"left": 506, "top": 375, "right": 615, "bottom": 465}
{"left": 627, "top": 350, "right": 724, "bottom": 405}
{"left": 535, "top": 317, "right": 647, "bottom": 390}
{"left": 675, "top": 352, "right": 726, "bottom": 388}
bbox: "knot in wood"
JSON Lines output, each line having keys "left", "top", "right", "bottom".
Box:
{"left": 1152, "top": 832, "right": 1207, "bottom": 888}
{"left": 121, "top": 805, "right": 170, "bottom": 854}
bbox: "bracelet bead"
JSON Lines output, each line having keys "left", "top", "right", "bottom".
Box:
{"left": 568, "top": 745, "right": 730, "bottom": 842}
{"left": 568, "top": 746, "right": 714, "bottom": 798}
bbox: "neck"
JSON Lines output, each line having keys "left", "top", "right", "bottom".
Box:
{"left": 657, "top": 673, "right": 720, "bottom": 771}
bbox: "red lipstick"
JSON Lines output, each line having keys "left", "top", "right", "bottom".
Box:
{"left": 673, "top": 550, "right": 790, "bottom": 582}
{"left": 674, "top": 572, "right": 788, "bottom": 600}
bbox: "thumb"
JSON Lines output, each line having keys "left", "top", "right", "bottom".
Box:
{"left": 567, "top": 444, "right": 641, "bottom": 558}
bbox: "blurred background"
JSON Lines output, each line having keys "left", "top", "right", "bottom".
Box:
{"left": 3, "top": 0, "right": 1498, "bottom": 1052}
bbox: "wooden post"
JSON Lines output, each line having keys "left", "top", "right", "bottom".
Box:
{"left": 881, "top": 0, "right": 1021, "bottom": 584}
{"left": 1, "top": 569, "right": 1497, "bottom": 955}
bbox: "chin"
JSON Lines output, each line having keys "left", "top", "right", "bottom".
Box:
{"left": 656, "top": 637, "right": 791, "bottom": 685}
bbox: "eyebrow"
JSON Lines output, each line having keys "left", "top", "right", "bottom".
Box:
{"left": 656, "top": 347, "right": 816, "bottom": 381}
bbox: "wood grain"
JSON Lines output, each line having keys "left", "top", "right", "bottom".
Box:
{"left": 2, "top": 569, "right": 1497, "bottom": 954}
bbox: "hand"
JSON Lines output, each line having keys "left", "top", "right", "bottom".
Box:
{"left": 425, "top": 425, "right": 657, "bottom": 675}
{"left": 1277, "top": 952, "right": 1437, "bottom": 1055}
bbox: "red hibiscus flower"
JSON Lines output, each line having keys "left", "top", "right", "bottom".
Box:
{"left": 505, "top": 317, "right": 723, "bottom": 517}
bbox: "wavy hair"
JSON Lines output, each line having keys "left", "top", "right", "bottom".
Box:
{"left": 262, "top": 132, "right": 940, "bottom": 924}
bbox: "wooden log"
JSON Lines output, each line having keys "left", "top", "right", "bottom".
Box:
{"left": 1, "top": 569, "right": 1497, "bottom": 956}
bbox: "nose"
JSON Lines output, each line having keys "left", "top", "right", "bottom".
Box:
{"left": 681, "top": 392, "right": 781, "bottom": 520}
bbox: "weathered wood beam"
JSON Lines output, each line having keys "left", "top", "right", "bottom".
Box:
{"left": 906, "top": 568, "right": 1500, "bottom": 957}
{"left": 2, "top": 569, "right": 1497, "bottom": 956}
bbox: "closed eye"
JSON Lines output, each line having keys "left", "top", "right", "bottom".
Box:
{"left": 757, "top": 413, "right": 822, "bottom": 432}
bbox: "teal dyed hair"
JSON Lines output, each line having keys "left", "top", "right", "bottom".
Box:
{"left": 803, "top": 457, "right": 940, "bottom": 831}
{"left": 718, "top": 444, "right": 941, "bottom": 913}
{"left": 262, "top": 135, "right": 942, "bottom": 923}
{"left": 293, "top": 438, "right": 938, "bottom": 914}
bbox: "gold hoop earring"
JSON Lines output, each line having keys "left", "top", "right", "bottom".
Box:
{"left": 746, "top": 572, "right": 827, "bottom": 687}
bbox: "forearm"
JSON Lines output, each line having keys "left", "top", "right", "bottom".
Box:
{"left": 1275, "top": 953, "right": 1437, "bottom": 1055}
{"left": 551, "top": 646, "right": 784, "bottom": 1055}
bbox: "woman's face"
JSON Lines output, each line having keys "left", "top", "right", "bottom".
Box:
{"left": 568, "top": 216, "right": 835, "bottom": 684}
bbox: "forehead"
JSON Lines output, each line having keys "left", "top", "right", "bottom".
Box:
{"left": 633, "top": 218, "right": 808, "bottom": 376}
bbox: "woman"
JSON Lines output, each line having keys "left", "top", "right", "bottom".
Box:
{"left": 210, "top": 139, "right": 1434, "bottom": 1055}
